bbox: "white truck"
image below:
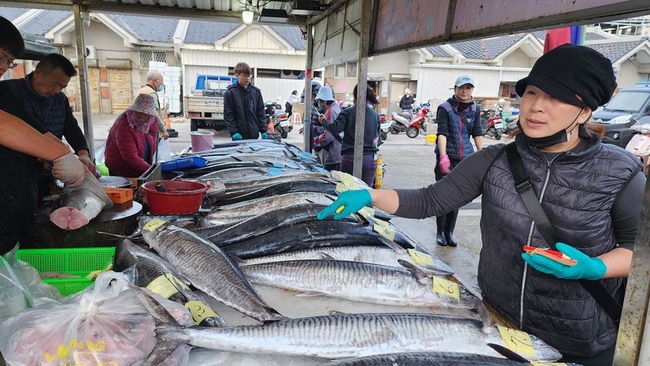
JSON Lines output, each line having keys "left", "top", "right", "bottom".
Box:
{"left": 185, "top": 74, "right": 237, "bottom": 132}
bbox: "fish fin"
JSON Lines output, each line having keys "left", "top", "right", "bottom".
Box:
{"left": 476, "top": 299, "right": 495, "bottom": 331}
{"left": 128, "top": 284, "right": 179, "bottom": 325}
{"left": 140, "top": 341, "right": 186, "bottom": 366}
{"left": 486, "top": 343, "right": 530, "bottom": 363}
{"left": 377, "top": 236, "right": 405, "bottom": 252}
{"left": 397, "top": 259, "right": 429, "bottom": 284}
{"left": 315, "top": 253, "right": 335, "bottom": 260}
{"left": 96, "top": 231, "right": 139, "bottom": 239}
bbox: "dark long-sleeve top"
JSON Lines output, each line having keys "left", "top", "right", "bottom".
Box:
{"left": 0, "top": 74, "right": 88, "bottom": 153}
{"left": 104, "top": 113, "right": 158, "bottom": 177}
{"left": 223, "top": 83, "right": 267, "bottom": 139}
{"left": 324, "top": 104, "right": 380, "bottom": 156}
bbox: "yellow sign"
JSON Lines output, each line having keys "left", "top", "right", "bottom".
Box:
{"left": 143, "top": 218, "right": 166, "bottom": 232}
{"left": 146, "top": 273, "right": 188, "bottom": 299}
{"left": 185, "top": 301, "right": 220, "bottom": 325}
{"left": 407, "top": 249, "right": 434, "bottom": 266}
{"left": 497, "top": 325, "right": 535, "bottom": 356}
{"left": 432, "top": 276, "right": 460, "bottom": 299}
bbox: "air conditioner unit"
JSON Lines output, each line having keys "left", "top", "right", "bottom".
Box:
{"left": 288, "top": 0, "right": 329, "bottom": 16}
{"left": 258, "top": 8, "right": 289, "bottom": 24}
{"left": 85, "top": 45, "right": 96, "bottom": 60}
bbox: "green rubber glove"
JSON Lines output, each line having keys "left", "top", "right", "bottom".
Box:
{"left": 232, "top": 133, "right": 243, "bottom": 141}
{"left": 317, "top": 189, "right": 372, "bottom": 220}
{"left": 261, "top": 132, "right": 267, "bottom": 139}
{"left": 521, "top": 242, "right": 607, "bottom": 280}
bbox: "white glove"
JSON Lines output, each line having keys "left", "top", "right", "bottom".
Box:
{"left": 77, "top": 154, "right": 98, "bottom": 176}
{"left": 52, "top": 152, "right": 85, "bottom": 187}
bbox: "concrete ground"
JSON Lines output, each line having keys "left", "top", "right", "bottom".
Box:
{"left": 81, "top": 113, "right": 500, "bottom": 293}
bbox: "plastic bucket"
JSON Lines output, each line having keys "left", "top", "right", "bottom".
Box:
{"left": 141, "top": 180, "right": 208, "bottom": 214}
{"left": 190, "top": 131, "right": 214, "bottom": 152}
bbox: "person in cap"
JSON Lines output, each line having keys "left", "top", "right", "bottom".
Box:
{"left": 434, "top": 74, "right": 484, "bottom": 247}
{"left": 223, "top": 62, "right": 267, "bottom": 141}
{"left": 135, "top": 69, "right": 170, "bottom": 140}
{"left": 318, "top": 44, "right": 643, "bottom": 364}
{"left": 0, "top": 17, "right": 86, "bottom": 254}
{"left": 104, "top": 94, "right": 160, "bottom": 177}
{"left": 312, "top": 86, "right": 342, "bottom": 171}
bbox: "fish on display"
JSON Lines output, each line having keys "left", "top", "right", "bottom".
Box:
{"left": 114, "top": 238, "right": 225, "bottom": 327}
{"left": 208, "top": 179, "right": 338, "bottom": 205}
{"left": 221, "top": 221, "right": 414, "bottom": 258}
{"left": 321, "top": 351, "right": 531, "bottom": 365}
{"left": 241, "top": 245, "right": 454, "bottom": 276}
{"left": 195, "top": 203, "right": 351, "bottom": 246}
{"left": 49, "top": 172, "right": 114, "bottom": 230}
{"left": 239, "top": 259, "right": 472, "bottom": 308}
{"left": 138, "top": 217, "right": 284, "bottom": 323}
{"left": 155, "top": 312, "right": 562, "bottom": 362}
{"left": 205, "top": 192, "right": 336, "bottom": 224}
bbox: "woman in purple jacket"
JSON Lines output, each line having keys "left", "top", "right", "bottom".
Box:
{"left": 105, "top": 94, "right": 159, "bottom": 177}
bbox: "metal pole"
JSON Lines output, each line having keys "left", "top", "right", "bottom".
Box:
{"left": 72, "top": 4, "right": 95, "bottom": 160}
{"left": 352, "top": 0, "right": 372, "bottom": 180}
{"left": 614, "top": 177, "right": 650, "bottom": 365}
{"left": 303, "top": 23, "right": 314, "bottom": 153}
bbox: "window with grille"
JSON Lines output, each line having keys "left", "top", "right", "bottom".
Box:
{"left": 139, "top": 51, "right": 166, "bottom": 68}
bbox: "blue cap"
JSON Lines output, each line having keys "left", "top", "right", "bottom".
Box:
{"left": 315, "top": 86, "right": 335, "bottom": 101}
{"left": 454, "top": 75, "right": 475, "bottom": 88}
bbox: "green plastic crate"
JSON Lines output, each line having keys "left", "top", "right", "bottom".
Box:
{"left": 16, "top": 247, "right": 115, "bottom": 296}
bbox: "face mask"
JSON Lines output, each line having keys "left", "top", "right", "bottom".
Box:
{"left": 518, "top": 108, "right": 583, "bottom": 148}
{"left": 156, "top": 84, "right": 164, "bottom": 92}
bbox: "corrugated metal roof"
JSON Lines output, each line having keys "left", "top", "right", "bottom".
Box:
{"left": 21, "top": 10, "right": 70, "bottom": 36}
{"left": 108, "top": 13, "right": 178, "bottom": 43}
{"left": 184, "top": 20, "right": 241, "bottom": 44}
{"left": 269, "top": 25, "right": 305, "bottom": 50}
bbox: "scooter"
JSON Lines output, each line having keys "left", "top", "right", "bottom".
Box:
{"left": 625, "top": 115, "right": 650, "bottom": 176}
{"left": 405, "top": 105, "right": 430, "bottom": 138}
{"left": 484, "top": 112, "right": 506, "bottom": 140}
{"left": 379, "top": 113, "right": 391, "bottom": 141}
{"left": 273, "top": 110, "right": 292, "bottom": 139}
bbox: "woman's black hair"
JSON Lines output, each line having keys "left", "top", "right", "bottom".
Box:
{"left": 0, "top": 17, "right": 25, "bottom": 58}
{"left": 353, "top": 84, "right": 379, "bottom": 106}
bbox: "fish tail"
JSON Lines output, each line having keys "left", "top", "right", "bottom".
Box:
{"left": 155, "top": 324, "right": 191, "bottom": 343}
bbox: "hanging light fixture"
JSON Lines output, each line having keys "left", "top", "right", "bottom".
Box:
{"left": 242, "top": 9, "right": 254, "bottom": 25}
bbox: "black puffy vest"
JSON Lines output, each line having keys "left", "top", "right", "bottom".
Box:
{"left": 478, "top": 135, "right": 640, "bottom": 357}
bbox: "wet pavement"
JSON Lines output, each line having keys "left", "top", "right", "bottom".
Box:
{"left": 81, "top": 113, "right": 500, "bottom": 293}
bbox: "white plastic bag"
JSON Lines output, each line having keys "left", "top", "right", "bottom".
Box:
{"left": 94, "top": 144, "right": 106, "bottom": 164}
{"left": 0, "top": 271, "right": 191, "bottom": 366}
{"left": 154, "top": 138, "right": 172, "bottom": 162}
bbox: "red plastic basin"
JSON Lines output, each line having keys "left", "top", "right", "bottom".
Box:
{"left": 141, "top": 180, "right": 208, "bottom": 214}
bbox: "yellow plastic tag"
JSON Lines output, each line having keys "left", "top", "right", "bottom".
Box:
{"left": 373, "top": 223, "right": 395, "bottom": 241}
{"left": 531, "top": 362, "right": 568, "bottom": 366}
{"left": 85, "top": 262, "right": 113, "bottom": 280}
{"left": 339, "top": 172, "right": 360, "bottom": 190}
{"left": 335, "top": 183, "right": 347, "bottom": 193}
{"left": 143, "top": 218, "right": 166, "bottom": 232}
{"left": 497, "top": 325, "right": 536, "bottom": 356}
{"left": 359, "top": 206, "right": 376, "bottom": 218}
{"left": 146, "top": 273, "right": 187, "bottom": 299}
{"left": 407, "top": 249, "right": 434, "bottom": 266}
{"left": 432, "top": 276, "right": 460, "bottom": 299}
{"left": 185, "top": 301, "right": 220, "bottom": 325}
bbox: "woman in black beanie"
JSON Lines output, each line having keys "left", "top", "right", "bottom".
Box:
{"left": 319, "top": 44, "right": 644, "bottom": 364}
{"left": 0, "top": 17, "right": 86, "bottom": 255}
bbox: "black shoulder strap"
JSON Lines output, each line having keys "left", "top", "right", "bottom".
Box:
{"left": 505, "top": 143, "right": 622, "bottom": 324}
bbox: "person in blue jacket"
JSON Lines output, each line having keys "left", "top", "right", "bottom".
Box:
{"left": 434, "top": 75, "right": 484, "bottom": 246}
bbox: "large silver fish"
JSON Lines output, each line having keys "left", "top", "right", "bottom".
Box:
{"left": 156, "top": 312, "right": 562, "bottom": 362}
{"left": 241, "top": 245, "right": 454, "bottom": 276}
{"left": 240, "top": 259, "right": 471, "bottom": 308}
{"left": 138, "top": 217, "right": 284, "bottom": 323}
{"left": 321, "top": 351, "right": 529, "bottom": 365}
{"left": 49, "top": 172, "right": 113, "bottom": 230}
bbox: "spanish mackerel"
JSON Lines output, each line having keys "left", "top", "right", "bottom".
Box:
{"left": 156, "top": 312, "right": 562, "bottom": 362}
{"left": 208, "top": 179, "right": 338, "bottom": 205}
{"left": 138, "top": 217, "right": 284, "bottom": 323}
{"left": 321, "top": 352, "right": 529, "bottom": 365}
{"left": 241, "top": 245, "right": 454, "bottom": 276}
{"left": 240, "top": 259, "right": 472, "bottom": 308}
{"left": 205, "top": 192, "right": 335, "bottom": 224}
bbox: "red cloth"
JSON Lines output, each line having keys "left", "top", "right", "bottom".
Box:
{"left": 105, "top": 113, "right": 158, "bottom": 178}
{"left": 544, "top": 28, "right": 571, "bottom": 53}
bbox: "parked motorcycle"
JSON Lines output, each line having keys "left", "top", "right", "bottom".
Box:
{"left": 390, "top": 105, "right": 429, "bottom": 137}
{"left": 379, "top": 113, "right": 391, "bottom": 141}
{"left": 484, "top": 113, "right": 506, "bottom": 140}
{"left": 625, "top": 116, "right": 650, "bottom": 176}
{"left": 265, "top": 97, "right": 292, "bottom": 139}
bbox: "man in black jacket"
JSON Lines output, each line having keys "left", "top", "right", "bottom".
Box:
{"left": 223, "top": 62, "right": 267, "bottom": 140}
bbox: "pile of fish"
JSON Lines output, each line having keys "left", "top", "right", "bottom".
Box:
{"left": 112, "top": 139, "right": 566, "bottom": 364}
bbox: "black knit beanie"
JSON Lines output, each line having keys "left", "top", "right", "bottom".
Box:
{"left": 0, "top": 16, "right": 24, "bottom": 58}
{"left": 515, "top": 44, "right": 617, "bottom": 110}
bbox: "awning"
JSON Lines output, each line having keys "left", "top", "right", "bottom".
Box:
{"left": 19, "top": 32, "right": 58, "bottom": 60}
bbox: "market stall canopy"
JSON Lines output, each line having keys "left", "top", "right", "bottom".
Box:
{"left": 19, "top": 31, "right": 58, "bottom": 60}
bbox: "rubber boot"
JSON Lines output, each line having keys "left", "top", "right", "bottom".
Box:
{"left": 436, "top": 215, "right": 447, "bottom": 246}
{"left": 443, "top": 209, "right": 459, "bottom": 247}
